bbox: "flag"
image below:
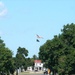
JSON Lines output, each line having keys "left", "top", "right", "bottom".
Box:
{"left": 36, "top": 34, "right": 43, "bottom": 39}
{"left": 36, "top": 39, "right": 40, "bottom": 42}
{"left": 36, "top": 34, "right": 43, "bottom": 42}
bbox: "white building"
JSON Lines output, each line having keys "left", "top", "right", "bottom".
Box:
{"left": 27, "top": 66, "right": 32, "bottom": 71}
{"left": 34, "top": 60, "right": 43, "bottom": 71}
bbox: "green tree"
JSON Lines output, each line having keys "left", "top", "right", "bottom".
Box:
{"left": 59, "top": 23, "right": 75, "bottom": 74}
{"left": 0, "top": 37, "right": 15, "bottom": 75}
{"left": 39, "top": 23, "right": 75, "bottom": 75}
{"left": 33, "top": 55, "right": 38, "bottom": 60}
{"left": 24, "top": 58, "right": 34, "bottom": 70}
{"left": 15, "top": 47, "right": 28, "bottom": 70}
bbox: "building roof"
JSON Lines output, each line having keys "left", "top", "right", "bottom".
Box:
{"left": 34, "top": 60, "right": 41, "bottom": 63}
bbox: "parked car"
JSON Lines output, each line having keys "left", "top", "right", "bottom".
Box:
{"left": 34, "top": 69, "right": 38, "bottom": 72}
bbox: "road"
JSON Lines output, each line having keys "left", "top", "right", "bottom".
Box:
{"left": 19, "top": 72, "right": 44, "bottom": 75}
{"left": 20, "top": 73, "right": 44, "bottom": 75}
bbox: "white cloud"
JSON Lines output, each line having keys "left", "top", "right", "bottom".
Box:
{"left": 0, "top": 1, "right": 7, "bottom": 17}
{"left": 0, "top": 1, "right": 4, "bottom": 7}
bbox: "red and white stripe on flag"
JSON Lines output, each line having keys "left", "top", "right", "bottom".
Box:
{"left": 36, "top": 34, "right": 43, "bottom": 39}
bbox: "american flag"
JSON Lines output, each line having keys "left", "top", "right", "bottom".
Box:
{"left": 36, "top": 34, "right": 43, "bottom": 39}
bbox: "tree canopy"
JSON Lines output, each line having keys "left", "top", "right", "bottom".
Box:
{"left": 0, "top": 37, "right": 15, "bottom": 74}
{"left": 39, "top": 23, "right": 75, "bottom": 75}
{"left": 15, "top": 47, "right": 29, "bottom": 70}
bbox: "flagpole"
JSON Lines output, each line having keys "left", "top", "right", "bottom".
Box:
{"left": 36, "top": 34, "right": 43, "bottom": 58}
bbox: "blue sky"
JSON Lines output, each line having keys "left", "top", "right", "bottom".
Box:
{"left": 0, "top": 0, "right": 75, "bottom": 58}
